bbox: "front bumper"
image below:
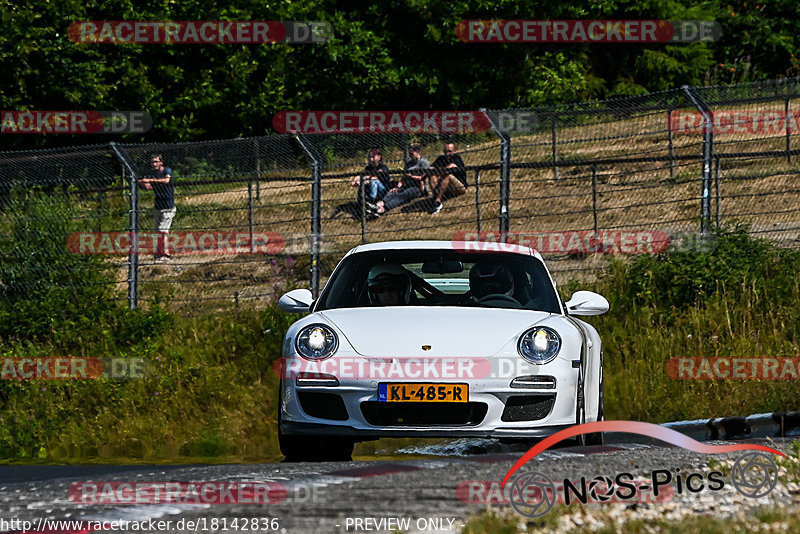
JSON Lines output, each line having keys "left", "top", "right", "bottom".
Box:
{"left": 280, "top": 420, "right": 575, "bottom": 439}
{"left": 280, "top": 357, "right": 579, "bottom": 439}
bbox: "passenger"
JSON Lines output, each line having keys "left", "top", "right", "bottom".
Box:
{"left": 429, "top": 142, "right": 467, "bottom": 214}
{"left": 367, "top": 263, "right": 413, "bottom": 306}
{"left": 374, "top": 145, "right": 429, "bottom": 215}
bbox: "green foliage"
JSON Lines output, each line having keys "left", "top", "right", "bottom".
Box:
{"left": 0, "top": 304, "right": 296, "bottom": 461}
{"left": 2, "top": 0, "right": 797, "bottom": 146}
{"left": 603, "top": 226, "right": 800, "bottom": 315}
{"left": 708, "top": 0, "right": 800, "bottom": 83}
{"left": 0, "top": 189, "right": 113, "bottom": 341}
{"left": 581, "top": 228, "right": 800, "bottom": 422}
{"left": 0, "top": 189, "right": 171, "bottom": 349}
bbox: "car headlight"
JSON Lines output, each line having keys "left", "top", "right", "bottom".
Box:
{"left": 295, "top": 324, "right": 338, "bottom": 360}
{"left": 518, "top": 327, "right": 561, "bottom": 364}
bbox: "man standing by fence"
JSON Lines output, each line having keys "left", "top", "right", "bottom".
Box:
{"left": 138, "top": 154, "right": 175, "bottom": 262}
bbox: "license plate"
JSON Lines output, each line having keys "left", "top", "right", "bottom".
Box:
{"left": 378, "top": 383, "right": 468, "bottom": 403}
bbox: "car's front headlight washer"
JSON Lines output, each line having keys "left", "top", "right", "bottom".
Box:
{"left": 295, "top": 324, "right": 338, "bottom": 360}
{"left": 518, "top": 326, "right": 561, "bottom": 364}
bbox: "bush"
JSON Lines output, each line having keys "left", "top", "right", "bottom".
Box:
{"left": 0, "top": 189, "right": 171, "bottom": 347}
{"left": 600, "top": 226, "right": 800, "bottom": 317}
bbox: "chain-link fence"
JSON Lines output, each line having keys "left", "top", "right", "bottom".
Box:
{"left": 2, "top": 78, "right": 800, "bottom": 312}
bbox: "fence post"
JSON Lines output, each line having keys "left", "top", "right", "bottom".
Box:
{"left": 714, "top": 156, "right": 721, "bottom": 229}
{"left": 121, "top": 167, "right": 126, "bottom": 203}
{"left": 667, "top": 109, "right": 675, "bottom": 179}
{"left": 254, "top": 138, "right": 261, "bottom": 200}
{"left": 591, "top": 165, "right": 598, "bottom": 234}
{"left": 786, "top": 98, "right": 792, "bottom": 164}
{"left": 475, "top": 169, "right": 482, "bottom": 232}
{"left": 482, "top": 109, "right": 511, "bottom": 237}
{"left": 96, "top": 191, "right": 103, "bottom": 232}
{"left": 248, "top": 178, "right": 255, "bottom": 254}
{"left": 110, "top": 142, "right": 139, "bottom": 310}
{"left": 682, "top": 86, "right": 714, "bottom": 235}
{"left": 295, "top": 134, "right": 322, "bottom": 298}
{"left": 478, "top": 108, "right": 511, "bottom": 238}
{"left": 551, "top": 114, "right": 559, "bottom": 181}
{"left": 359, "top": 176, "right": 367, "bottom": 244}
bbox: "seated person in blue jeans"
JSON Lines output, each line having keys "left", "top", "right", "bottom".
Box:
{"left": 375, "top": 145, "right": 430, "bottom": 215}
{"left": 349, "top": 148, "right": 391, "bottom": 209}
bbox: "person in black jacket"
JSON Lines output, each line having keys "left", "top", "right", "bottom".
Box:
{"left": 429, "top": 142, "right": 467, "bottom": 214}
{"left": 138, "top": 154, "right": 175, "bottom": 262}
{"left": 350, "top": 148, "right": 391, "bottom": 210}
{"left": 375, "top": 144, "right": 430, "bottom": 215}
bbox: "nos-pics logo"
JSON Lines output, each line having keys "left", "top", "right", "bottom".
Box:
{"left": 502, "top": 421, "right": 783, "bottom": 518}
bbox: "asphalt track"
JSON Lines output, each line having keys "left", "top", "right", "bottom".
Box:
{"left": 1, "top": 434, "right": 798, "bottom": 534}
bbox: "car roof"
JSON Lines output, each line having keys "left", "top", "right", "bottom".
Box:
{"left": 346, "top": 240, "right": 544, "bottom": 261}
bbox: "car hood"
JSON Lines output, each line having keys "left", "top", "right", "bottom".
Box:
{"left": 317, "top": 307, "right": 554, "bottom": 357}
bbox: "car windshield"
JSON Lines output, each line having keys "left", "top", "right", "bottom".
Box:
{"left": 315, "top": 249, "right": 561, "bottom": 313}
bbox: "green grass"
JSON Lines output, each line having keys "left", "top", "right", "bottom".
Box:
{"left": 0, "top": 306, "right": 293, "bottom": 462}
{"left": 459, "top": 506, "right": 800, "bottom": 533}
{"left": 570, "top": 228, "right": 800, "bottom": 422}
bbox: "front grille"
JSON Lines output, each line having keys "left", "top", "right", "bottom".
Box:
{"left": 298, "top": 392, "right": 349, "bottom": 421}
{"left": 501, "top": 395, "right": 556, "bottom": 422}
{"left": 360, "top": 402, "right": 488, "bottom": 426}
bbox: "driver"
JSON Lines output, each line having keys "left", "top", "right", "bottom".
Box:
{"left": 469, "top": 262, "right": 516, "bottom": 301}
{"left": 367, "top": 263, "right": 413, "bottom": 306}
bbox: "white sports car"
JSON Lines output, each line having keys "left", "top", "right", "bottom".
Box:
{"left": 277, "top": 241, "right": 608, "bottom": 461}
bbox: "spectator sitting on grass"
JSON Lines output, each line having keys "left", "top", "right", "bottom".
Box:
{"left": 349, "top": 148, "right": 391, "bottom": 212}
{"left": 374, "top": 145, "right": 429, "bottom": 215}
{"left": 429, "top": 142, "right": 467, "bottom": 214}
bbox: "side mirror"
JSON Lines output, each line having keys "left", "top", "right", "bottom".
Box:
{"left": 278, "top": 289, "right": 313, "bottom": 313}
{"left": 565, "top": 291, "right": 609, "bottom": 316}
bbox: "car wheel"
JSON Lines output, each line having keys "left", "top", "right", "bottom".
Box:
{"left": 280, "top": 433, "right": 354, "bottom": 462}
{"left": 278, "top": 383, "right": 355, "bottom": 462}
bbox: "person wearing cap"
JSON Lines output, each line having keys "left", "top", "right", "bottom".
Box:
{"left": 366, "top": 263, "right": 412, "bottom": 306}
{"left": 349, "top": 148, "right": 391, "bottom": 212}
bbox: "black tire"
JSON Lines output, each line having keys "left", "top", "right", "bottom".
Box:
{"left": 278, "top": 383, "right": 354, "bottom": 462}
{"left": 279, "top": 433, "right": 354, "bottom": 462}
